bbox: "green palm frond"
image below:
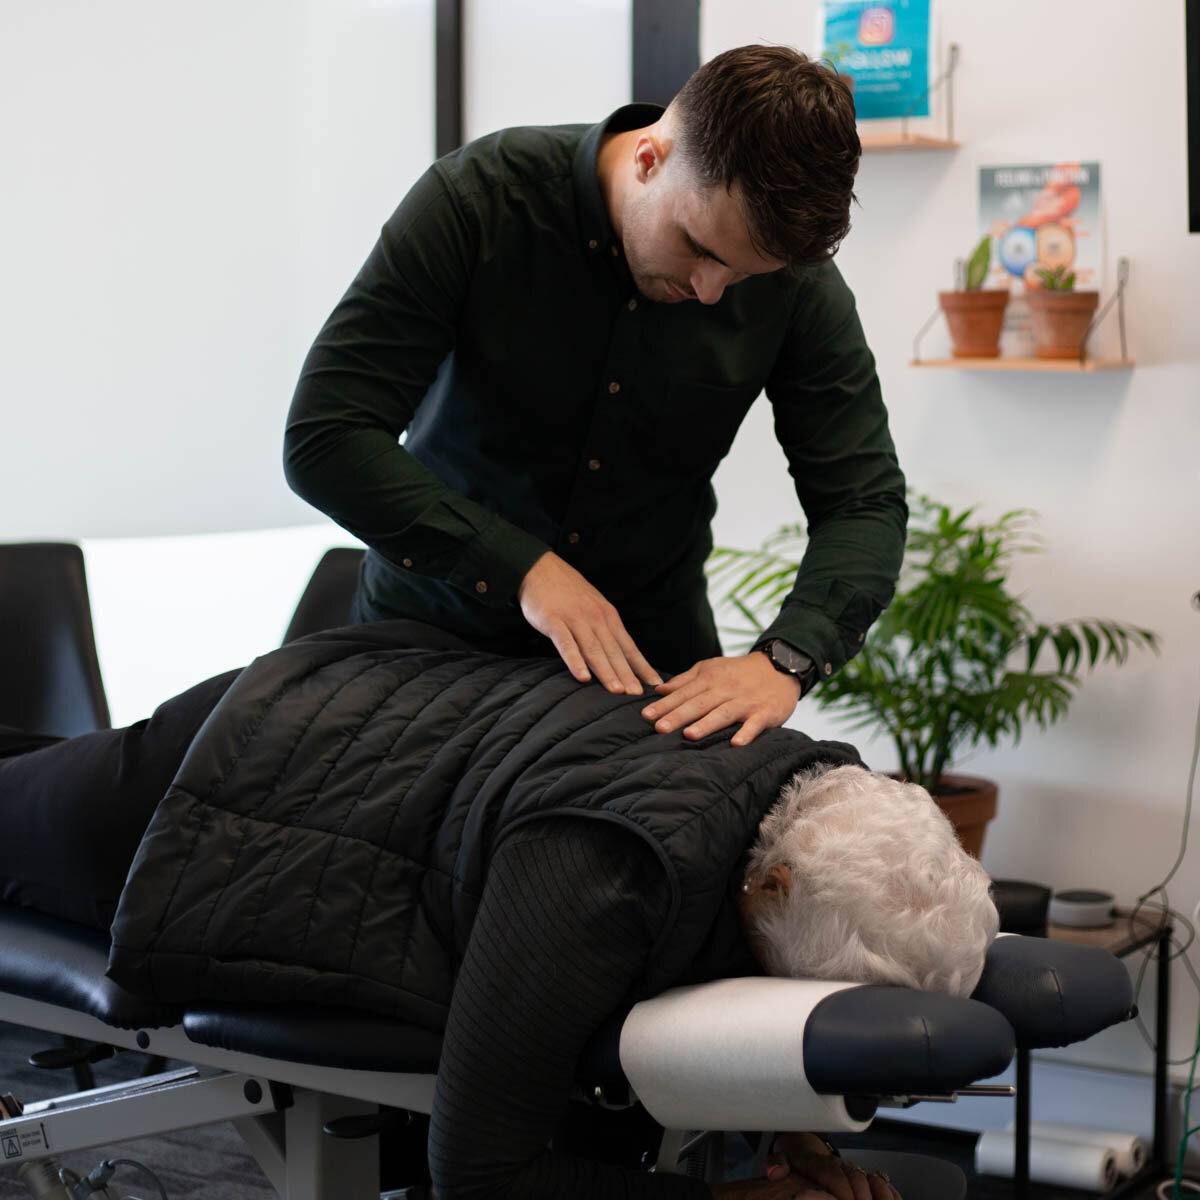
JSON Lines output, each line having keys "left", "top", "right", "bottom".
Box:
{"left": 708, "top": 493, "right": 1160, "bottom": 791}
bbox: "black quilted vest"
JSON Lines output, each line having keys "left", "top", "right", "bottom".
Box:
{"left": 108, "top": 624, "right": 861, "bottom": 1028}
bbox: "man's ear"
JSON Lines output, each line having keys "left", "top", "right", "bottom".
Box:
{"left": 632, "top": 131, "right": 670, "bottom": 183}
{"left": 762, "top": 863, "right": 792, "bottom": 898}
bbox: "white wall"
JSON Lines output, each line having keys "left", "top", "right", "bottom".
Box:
{"left": 464, "top": 0, "right": 630, "bottom": 139}
{"left": 0, "top": 0, "right": 434, "bottom": 540}
{"left": 704, "top": 0, "right": 1200, "bottom": 1094}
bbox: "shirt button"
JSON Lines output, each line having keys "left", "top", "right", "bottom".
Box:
{"left": 588, "top": 238, "right": 598, "bottom": 250}
{"left": 587, "top": 458, "right": 601, "bottom": 471}
{"left": 402, "top": 557, "right": 413, "bottom": 568}
{"left": 857, "top": 631, "right": 865, "bottom": 644}
{"left": 608, "top": 381, "right": 620, "bottom": 394}
{"left": 567, "top": 532, "right": 581, "bottom": 545}
{"left": 627, "top": 298, "right": 638, "bottom": 311}
{"left": 824, "top": 662, "right": 833, "bottom": 676}
{"left": 475, "top": 581, "right": 488, "bottom": 595}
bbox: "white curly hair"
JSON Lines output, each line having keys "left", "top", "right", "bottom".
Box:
{"left": 745, "top": 764, "right": 999, "bottom": 997}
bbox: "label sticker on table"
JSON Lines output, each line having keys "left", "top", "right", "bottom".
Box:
{"left": 2, "top": 1123, "right": 49, "bottom": 1159}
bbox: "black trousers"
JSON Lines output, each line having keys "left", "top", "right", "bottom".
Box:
{"left": 0, "top": 670, "right": 241, "bottom": 931}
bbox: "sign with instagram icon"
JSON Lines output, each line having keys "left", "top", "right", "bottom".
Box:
{"left": 817, "top": 0, "right": 931, "bottom": 121}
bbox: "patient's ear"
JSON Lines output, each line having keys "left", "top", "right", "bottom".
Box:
{"left": 760, "top": 864, "right": 792, "bottom": 897}
{"left": 737, "top": 864, "right": 794, "bottom": 966}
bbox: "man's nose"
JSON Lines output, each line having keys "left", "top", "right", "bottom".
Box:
{"left": 689, "top": 263, "right": 734, "bottom": 305}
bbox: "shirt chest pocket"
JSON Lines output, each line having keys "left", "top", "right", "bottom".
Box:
{"left": 651, "top": 381, "right": 761, "bottom": 476}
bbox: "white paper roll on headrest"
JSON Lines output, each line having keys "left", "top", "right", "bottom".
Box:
{"left": 976, "top": 1130, "right": 1118, "bottom": 1191}
{"left": 619, "top": 977, "right": 870, "bottom": 1133}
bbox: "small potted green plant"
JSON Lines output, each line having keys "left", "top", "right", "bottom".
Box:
{"left": 938, "top": 235, "right": 1010, "bottom": 358}
{"left": 1025, "top": 263, "right": 1100, "bottom": 359}
{"left": 708, "top": 497, "right": 1158, "bottom": 855}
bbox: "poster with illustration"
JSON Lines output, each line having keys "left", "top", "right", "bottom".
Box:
{"left": 817, "top": 0, "right": 932, "bottom": 121}
{"left": 979, "top": 162, "right": 1102, "bottom": 351}
{"left": 980, "top": 162, "right": 1102, "bottom": 290}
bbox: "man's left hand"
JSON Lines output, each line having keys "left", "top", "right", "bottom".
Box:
{"left": 640, "top": 652, "right": 802, "bottom": 747}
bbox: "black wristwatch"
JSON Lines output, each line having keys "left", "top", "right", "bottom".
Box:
{"left": 758, "top": 639, "right": 818, "bottom": 696}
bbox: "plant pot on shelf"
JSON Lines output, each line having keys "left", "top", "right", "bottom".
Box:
{"left": 938, "top": 290, "right": 1009, "bottom": 357}
{"left": 1025, "top": 288, "right": 1100, "bottom": 359}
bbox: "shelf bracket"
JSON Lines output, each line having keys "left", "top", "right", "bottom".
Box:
{"left": 1080, "top": 257, "right": 1130, "bottom": 367}
{"left": 912, "top": 302, "right": 945, "bottom": 364}
{"left": 898, "top": 42, "right": 959, "bottom": 144}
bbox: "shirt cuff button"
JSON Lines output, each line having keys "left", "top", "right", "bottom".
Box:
{"left": 402, "top": 557, "right": 413, "bottom": 568}
{"left": 824, "top": 662, "right": 833, "bottom": 675}
{"left": 475, "top": 580, "right": 488, "bottom": 594}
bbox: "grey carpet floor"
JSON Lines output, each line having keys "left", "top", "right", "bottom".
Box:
{"left": 0, "top": 1021, "right": 275, "bottom": 1199}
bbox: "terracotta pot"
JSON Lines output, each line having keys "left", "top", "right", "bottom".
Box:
{"left": 1025, "top": 288, "right": 1099, "bottom": 359}
{"left": 938, "top": 290, "right": 1009, "bottom": 358}
{"left": 930, "top": 774, "right": 998, "bottom": 859}
{"left": 891, "top": 772, "right": 998, "bottom": 858}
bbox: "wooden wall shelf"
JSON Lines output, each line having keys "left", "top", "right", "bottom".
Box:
{"left": 910, "top": 357, "right": 1134, "bottom": 372}
{"left": 862, "top": 135, "right": 959, "bottom": 152}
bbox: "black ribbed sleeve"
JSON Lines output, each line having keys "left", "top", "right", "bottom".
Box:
{"left": 428, "top": 820, "right": 710, "bottom": 1199}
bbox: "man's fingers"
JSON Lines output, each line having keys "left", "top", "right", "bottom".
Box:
{"left": 641, "top": 680, "right": 704, "bottom": 721}
{"left": 730, "top": 715, "right": 766, "bottom": 747}
{"left": 573, "top": 628, "right": 631, "bottom": 694}
{"left": 682, "top": 702, "right": 743, "bottom": 741}
{"left": 549, "top": 627, "right": 592, "bottom": 684}
{"left": 645, "top": 689, "right": 722, "bottom": 732}
{"left": 612, "top": 626, "right": 662, "bottom": 688}
{"left": 651, "top": 666, "right": 695, "bottom": 696}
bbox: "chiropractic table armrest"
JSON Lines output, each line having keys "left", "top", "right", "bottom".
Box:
{"left": 971, "top": 933, "right": 1135, "bottom": 1047}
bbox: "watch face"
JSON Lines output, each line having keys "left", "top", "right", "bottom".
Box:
{"left": 769, "top": 640, "right": 811, "bottom": 675}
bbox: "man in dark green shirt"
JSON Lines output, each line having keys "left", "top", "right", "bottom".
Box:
{"left": 285, "top": 45, "right": 906, "bottom": 748}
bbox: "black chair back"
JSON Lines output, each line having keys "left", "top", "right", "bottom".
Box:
{"left": 0, "top": 542, "right": 111, "bottom": 737}
{"left": 282, "top": 547, "right": 366, "bottom": 644}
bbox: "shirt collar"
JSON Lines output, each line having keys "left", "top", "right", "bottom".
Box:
{"left": 573, "top": 103, "right": 664, "bottom": 264}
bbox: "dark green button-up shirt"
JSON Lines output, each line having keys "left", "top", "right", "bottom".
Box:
{"left": 285, "top": 104, "right": 906, "bottom": 677}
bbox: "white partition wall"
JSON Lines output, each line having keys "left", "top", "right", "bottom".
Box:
{"left": 0, "top": 0, "right": 434, "bottom": 541}
{"left": 463, "top": 0, "right": 631, "bottom": 140}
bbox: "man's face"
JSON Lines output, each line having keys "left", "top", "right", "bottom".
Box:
{"left": 620, "top": 161, "right": 787, "bottom": 306}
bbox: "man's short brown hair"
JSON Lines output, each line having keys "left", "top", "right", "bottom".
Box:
{"left": 670, "top": 45, "right": 860, "bottom": 269}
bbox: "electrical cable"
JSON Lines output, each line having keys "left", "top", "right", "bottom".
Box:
{"left": 1137, "top": 677, "right": 1200, "bottom": 904}
{"left": 74, "top": 1157, "right": 169, "bottom": 1200}
{"left": 103, "top": 1158, "right": 168, "bottom": 1200}
{"left": 1130, "top": 660, "right": 1200, "bottom": 1199}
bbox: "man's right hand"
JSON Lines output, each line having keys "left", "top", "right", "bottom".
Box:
{"left": 517, "top": 552, "right": 662, "bottom": 695}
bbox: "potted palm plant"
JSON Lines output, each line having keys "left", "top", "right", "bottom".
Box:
{"left": 939, "top": 235, "right": 1010, "bottom": 358}
{"left": 708, "top": 497, "right": 1158, "bottom": 855}
{"left": 1025, "top": 263, "right": 1100, "bottom": 359}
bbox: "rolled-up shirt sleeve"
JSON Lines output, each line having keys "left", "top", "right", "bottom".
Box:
{"left": 283, "top": 163, "right": 549, "bottom": 606}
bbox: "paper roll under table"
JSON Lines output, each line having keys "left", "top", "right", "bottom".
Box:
{"left": 1022, "top": 1122, "right": 1148, "bottom": 1177}
{"left": 976, "top": 1130, "right": 1119, "bottom": 1192}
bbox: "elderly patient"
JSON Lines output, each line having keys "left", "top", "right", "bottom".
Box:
{"left": 0, "top": 622, "right": 997, "bottom": 1200}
